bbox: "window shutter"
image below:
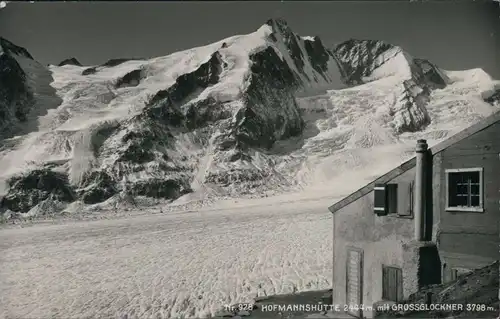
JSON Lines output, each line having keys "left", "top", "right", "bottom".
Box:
{"left": 374, "top": 184, "right": 387, "bottom": 216}
{"left": 397, "top": 181, "right": 414, "bottom": 217}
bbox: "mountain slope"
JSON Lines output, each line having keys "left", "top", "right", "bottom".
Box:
{"left": 0, "top": 19, "right": 343, "bottom": 214}
{"left": 0, "top": 20, "right": 499, "bottom": 217}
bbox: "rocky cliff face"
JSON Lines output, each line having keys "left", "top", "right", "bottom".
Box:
{"left": 0, "top": 37, "right": 61, "bottom": 143}
{"left": 0, "top": 38, "right": 35, "bottom": 138}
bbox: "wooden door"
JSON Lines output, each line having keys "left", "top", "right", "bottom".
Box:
{"left": 346, "top": 247, "right": 363, "bottom": 318}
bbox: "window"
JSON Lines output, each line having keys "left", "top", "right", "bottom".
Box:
{"left": 374, "top": 183, "right": 398, "bottom": 216}
{"left": 382, "top": 265, "right": 403, "bottom": 302}
{"left": 445, "top": 168, "right": 483, "bottom": 212}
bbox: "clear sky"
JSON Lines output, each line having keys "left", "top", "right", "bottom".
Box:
{"left": 0, "top": 1, "right": 499, "bottom": 78}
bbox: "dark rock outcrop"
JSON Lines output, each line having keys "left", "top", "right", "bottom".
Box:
{"left": 184, "top": 97, "right": 231, "bottom": 131}
{"left": 0, "top": 53, "right": 34, "bottom": 133}
{"left": 485, "top": 89, "right": 500, "bottom": 105}
{"left": 115, "top": 69, "right": 143, "bottom": 88}
{"left": 0, "top": 38, "right": 36, "bottom": 138}
{"left": 127, "top": 178, "right": 191, "bottom": 199}
{"left": 79, "top": 171, "right": 118, "bottom": 204}
{"left": 147, "top": 52, "right": 222, "bottom": 109}
{"left": 112, "top": 116, "right": 174, "bottom": 168}
{"left": 334, "top": 39, "right": 395, "bottom": 85}
{"left": 413, "top": 58, "right": 448, "bottom": 89}
{"left": 303, "top": 36, "right": 334, "bottom": 81}
{"left": 82, "top": 67, "right": 97, "bottom": 75}
{"left": 1, "top": 169, "right": 75, "bottom": 212}
{"left": 141, "top": 51, "right": 223, "bottom": 131}
{"left": 0, "top": 37, "right": 34, "bottom": 60}
{"left": 266, "top": 18, "right": 307, "bottom": 80}
{"left": 234, "top": 46, "right": 303, "bottom": 150}
{"left": 101, "top": 58, "right": 143, "bottom": 68}
{"left": 57, "top": 57, "right": 82, "bottom": 67}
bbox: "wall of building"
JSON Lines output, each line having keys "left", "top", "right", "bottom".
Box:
{"left": 435, "top": 122, "right": 500, "bottom": 269}
{"left": 332, "top": 168, "right": 417, "bottom": 318}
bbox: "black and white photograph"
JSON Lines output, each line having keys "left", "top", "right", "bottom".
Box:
{"left": 0, "top": 1, "right": 499, "bottom": 318}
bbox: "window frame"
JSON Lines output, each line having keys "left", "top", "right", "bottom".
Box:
{"left": 445, "top": 167, "right": 484, "bottom": 212}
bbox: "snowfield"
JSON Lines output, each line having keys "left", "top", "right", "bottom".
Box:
{"left": 0, "top": 196, "right": 333, "bottom": 319}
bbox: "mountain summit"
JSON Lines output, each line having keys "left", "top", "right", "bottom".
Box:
{"left": 0, "top": 19, "right": 498, "bottom": 216}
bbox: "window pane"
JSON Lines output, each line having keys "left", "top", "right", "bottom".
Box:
{"left": 470, "top": 184, "right": 480, "bottom": 195}
{"left": 457, "top": 195, "right": 468, "bottom": 206}
{"left": 450, "top": 193, "right": 467, "bottom": 206}
{"left": 468, "top": 172, "right": 480, "bottom": 184}
{"left": 470, "top": 195, "right": 480, "bottom": 207}
{"left": 449, "top": 173, "right": 460, "bottom": 185}
{"left": 456, "top": 184, "right": 468, "bottom": 195}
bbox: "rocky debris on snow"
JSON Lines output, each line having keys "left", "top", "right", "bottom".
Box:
{"left": 485, "top": 89, "right": 500, "bottom": 106}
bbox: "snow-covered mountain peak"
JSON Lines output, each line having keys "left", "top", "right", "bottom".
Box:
{"left": 0, "top": 22, "right": 498, "bottom": 217}
{"left": 261, "top": 18, "right": 343, "bottom": 91}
